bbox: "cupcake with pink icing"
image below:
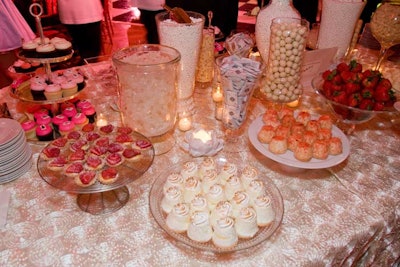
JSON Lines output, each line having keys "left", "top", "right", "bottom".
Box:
{"left": 36, "top": 124, "right": 54, "bottom": 141}
{"left": 71, "top": 113, "right": 89, "bottom": 130}
{"left": 54, "top": 40, "right": 72, "bottom": 56}
{"left": 36, "top": 114, "right": 52, "bottom": 125}
{"left": 62, "top": 106, "right": 77, "bottom": 120}
{"left": 72, "top": 73, "right": 85, "bottom": 90}
{"left": 76, "top": 99, "right": 92, "bottom": 110}
{"left": 62, "top": 69, "right": 78, "bottom": 79}
{"left": 61, "top": 79, "right": 78, "bottom": 97}
{"left": 52, "top": 75, "right": 67, "bottom": 85}
{"left": 33, "top": 108, "right": 50, "bottom": 121}
{"left": 58, "top": 120, "right": 76, "bottom": 136}
{"left": 44, "top": 83, "right": 62, "bottom": 100}
{"left": 80, "top": 103, "right": 97, "bottom": 123}
{"left": 21, "top": 120, "right": 37, "bottom": 139}
{"left": 52, "top": 114, "right": 68, "bottom": 132}
{"left": 30, "top": 81, "right": 46, "bottom": 100}
{"left": 36, "top": 43, "right": 56, "bottom": 58}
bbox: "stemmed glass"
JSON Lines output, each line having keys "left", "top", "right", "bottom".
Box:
{"left": 370, "top": 1, "right": 400, "bottom": 71}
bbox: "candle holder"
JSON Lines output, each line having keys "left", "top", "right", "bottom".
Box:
{"left": 180, "top": 128, "right": 223, "bottom": 157}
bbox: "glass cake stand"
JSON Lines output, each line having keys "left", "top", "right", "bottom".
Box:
{"left": 37, "top": 131, "right": 155, "bottom": 215}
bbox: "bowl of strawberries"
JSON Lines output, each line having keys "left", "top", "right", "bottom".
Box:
{"left": 312, "top": 60, "right": 398, "bottom": 125}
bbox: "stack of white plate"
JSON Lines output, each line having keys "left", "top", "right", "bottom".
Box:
{"left": 0, "top": 118, "right": 32, "bottom": 184}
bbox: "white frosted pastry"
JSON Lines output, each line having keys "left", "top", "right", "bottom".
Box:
{"left": 206, "top": 183, "right": 226, "bottom": 209}
{"left": 210, "top": 200, "right": 233, "bottom": 227}
{"left": 246, "top": 179, "right": 265, "bottom": 205}
{"left": 234, "top": 207, "right": 259, "bottom": 238}
{"left": 190, "top": 194, "right": 208, "bottom": 215}
{"left": 166, "top": 203, "right": 190, "bottom": 233}
{"left": 187, "top": 211, "right": 213, "bottom": 243}
{"left": 199, "top": 157, "right": 217, "bottom": 177}
{"left": 224, "top": 175, "right": 243, "bottom": 200}
{"left": 183, "top": 177, "right": 201, "bottom": 203}
{"left": 212, "top": 217, "right": 238, "bottom": 249}
{"left": 163, "top": 173, "right": 184, "bottom": 194}
{"left": 161, "top": 186, "right": 183, "bottom": 214}
{"left": 201, "top": 169, "right": 219, "bottom": 193}
{"left": 240, "top": 165, "right": 258, "bottom": 190}
{"left": 254, "top": 195, "right": 275, "bottom": 226}
{"left": 181, "top": 161, "right": 199, "bottom": 180}
{"left": 217, "top": 163, "right": 238, "bottom": 185}
{"left": 231, "top": 191, "right": 250, "bottom": 218}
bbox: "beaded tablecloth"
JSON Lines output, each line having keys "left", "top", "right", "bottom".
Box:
{"left": 0, "top": 46, "right": 399, "bottom": 266}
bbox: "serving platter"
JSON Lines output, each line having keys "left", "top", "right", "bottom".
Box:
{"left": 248, "top": 115, "right": 350, "bottom": 169}
{"left": 149, "top": 156, "right": 284, "bottom": 253}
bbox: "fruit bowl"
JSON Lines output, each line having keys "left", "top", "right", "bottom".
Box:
{"left": 312, "top": 74, "right": 399, "bottom": 125}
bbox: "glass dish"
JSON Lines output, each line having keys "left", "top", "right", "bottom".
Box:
{"left": 149, "top": 156, "right": 284, "bottom": 253}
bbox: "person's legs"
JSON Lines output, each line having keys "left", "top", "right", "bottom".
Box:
{"left": 139, "top": 9, "right": 163, "bottom": 44}
{"left": 65, "top": 21, "right": 102, "bottom": 59}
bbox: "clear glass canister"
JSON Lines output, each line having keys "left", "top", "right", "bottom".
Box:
{"left": 112, "top": 44, "right": 181, "bottom": 155}
{"left": 260, "top": 17, "right": 309, "bottom": 103}
{"left": 196, "top": 27, "right": 215, "bottom": 87}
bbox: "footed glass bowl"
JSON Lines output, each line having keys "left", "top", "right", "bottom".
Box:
{"left": 312, "top": 75, "right": 399, "bottom": 125}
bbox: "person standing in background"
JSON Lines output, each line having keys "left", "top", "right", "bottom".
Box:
{"left": 131, "top": 0, "right": 165, "bottom": 44}
{"left": 57, "top": 0, "right": 103, "bottom": 61}
{"left": 0, "top": 0, "right": 35, "bottom": 88}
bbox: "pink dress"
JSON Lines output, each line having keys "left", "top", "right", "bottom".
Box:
{"left": 0, "top": 0, "right": 35, "bottom": 52}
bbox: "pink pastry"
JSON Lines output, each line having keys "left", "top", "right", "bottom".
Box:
{"left": 30, "top": 81, "right": 46, "bottom": 100}
{"left": 52, "top": 75, "right": 67, "bottom": 85}
{"left": 76, "top": 100, "right": 92, "bottom": 110}
{"left": 21, "top": 120, "right": 36, "bottom": 139}
{"left": 34, "top": 108, "right": 49, "bottom": 120}
{"left": 62, "top": 106, "right": 77, "bottom": 119}
{"left": 71, "top": 113, "right": 89, "bottom": 130}
{"left": 52, "top": 114, "right": 68, "bottom": 126}
{"left": 72, "top": 73, "right": 85, "bottom": 90}
{"left": 59, "top": 121, "right": 76, "bottom": 136}
{"left": 81, "top": 104, "right": 96, "bottom": 123}
{"left": 44, "top": 83, "right": 62, "bottom": 100}
{"left": 35, "top": 124, "right": 53, "bottom": 141}
{"left": 36, "top": 114, "right": 52, "bottom": 125}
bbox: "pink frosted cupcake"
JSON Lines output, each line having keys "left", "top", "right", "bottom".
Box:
{"left": 62, "top": 106, "right": 77, "bottom": 120}
{"left": 30, "top": 81, "right": 46, "bottom": 101}
{"left": 21, "top": 120, "right": 37, "bottom": 140}
{"left": 52, "top": 114, "right": 68, "bottom": 132}
{"left": 36, "top": 124, "right": 54, "bottom": 141}
{"left": 76, "top": 99, "right": 92, "bottom": 110}
{"left": 71, "top": 113, "right": 89, "bottom": 130}
{"left": 59, "top": 121, "right": 76, "bottom": 136}
{"left": 62, "top": 69, "right": 78, "bottom": 79}
{"left": 52, "top": 75, "right": 67, "bottom": 85}
{"left": 61, "top": 80, "right": 78, "bottom": 97}
{"left": 36, "top": 114, "right": 52, "bottom": 125}
{"left": 72, "top": 73, "right": 85, "bottom": 90}
{"left": 34, "top": 108, "right": 50, "bottom": 121}
{"left": 44, "top": 83, "right": 62, "bottom": 100}
{"left": 80, "top": 103, "right": 96, "bottom": 123}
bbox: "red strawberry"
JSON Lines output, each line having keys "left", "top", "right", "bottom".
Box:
{"left": 359, "top": 99, "right": 374, "bottom": 110}
{"left": 349, "top": 60, "right": 362, "bottom": 73}
{"left": 336, "top": 62, "right": 350, "bottom": 72}
{"left": 347, "top": 93, "right": 361, "bottom": 107}
{"left": 373, "top": 102, "right": 385, "bottom": 111}
{"left": 340, "top": 70, "right": 355, "bottom": 83}
{"left": 374, "top": 85, "right": 391, "bottom": 102}
{"left": 361, "top": 87, "right": 374, "bottom": 99}
{"left": 344, "top": 82, "right": 361, "bottom": 94}
{"left": 332, "top": 91, "right": 347, "bottom": 105}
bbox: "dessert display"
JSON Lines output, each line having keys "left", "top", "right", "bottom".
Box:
{"left": 248, "top": 107, "right": 350, "bottom": 170}
{"left": 20, "top": 36, "right": 72, "bottom": 59}
{"left": 8, "top": 59, "right": 41, "bottom": 74}
{"left": 149, "top": 157, "right": 284, "bottom": 252}
{"left": 19, "top": 99, "right": 96, "bottom": 141}
{"left": 37, "top": 124, "right": 154, "bottom": 192}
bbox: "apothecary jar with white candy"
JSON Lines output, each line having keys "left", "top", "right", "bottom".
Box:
{"left": 260, "top": 17, "right": 309, "bottom": 103}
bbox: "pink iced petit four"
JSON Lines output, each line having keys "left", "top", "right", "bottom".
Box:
{"left": 62, "top": 106, "right": 77, "bottom": 119}
{"left": 36, "top": 114, "right": 52, "bottom": 125}
{"left": 36, "top": 124, "right": 54, "bottom": 141}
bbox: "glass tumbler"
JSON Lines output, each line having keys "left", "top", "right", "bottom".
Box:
{"left": 196, "top": 27, "right": 215, "bottom": 88}
{"left": 112, "top": 44, "right": 181, "bottom": 155}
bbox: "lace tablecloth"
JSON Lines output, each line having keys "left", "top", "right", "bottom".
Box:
{"left": 0, "top": 46, "right": 399, "bottom": 267}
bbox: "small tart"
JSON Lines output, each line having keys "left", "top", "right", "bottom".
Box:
{"left": 75, "top": 171, "right": 97, "bottom": 187}
{"left": 105, "top": 153, "right": 124, "bottom": 166}
{"left": 99, "top": 167, "right": 119, "bottom": 184}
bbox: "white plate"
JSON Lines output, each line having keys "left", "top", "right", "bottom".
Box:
{"left": 0, "top": 119, "right": 23, "bottom": 147}
{"left": 0, "top": 143, "right": 32, "bottom": 175}
{"left": 0, "top": 150, "right": 32, "bottom": 184}
{"left": 248, "top": 115, "right": 350, "bottom": 169}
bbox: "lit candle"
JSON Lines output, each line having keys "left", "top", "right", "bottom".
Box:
{"left": 96, "top": 113, "right": 108, "bottom": 127}
{"left": 212, "top": 87, "right": 223, "bottom": 102}
{"left": 286, "top": 99, "right": 299, "bottom": 108}
{"left": 215, "top": 103, "right": 223, "bottom": 120}
{"left": 178, "top": 117, "right": 192, "bottom": 131}
{"left": 192, "top": 129, "right": 212, "bottom": 143}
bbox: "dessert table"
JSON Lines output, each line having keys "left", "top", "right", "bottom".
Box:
{"left": 0, "top": 44, "right": 399, "bottom": 266}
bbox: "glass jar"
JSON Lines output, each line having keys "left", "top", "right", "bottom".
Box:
{"left": 196, "top": 27, "right": 215, "bottom": 88}
{"left": 112, "top": 44, "right": 181, "bottom": 155}
{"left": 255, "top": 0, "right": 300, "bottom": 64}
{"left": 260, "top": 17, "right": 309, "bottom": 103}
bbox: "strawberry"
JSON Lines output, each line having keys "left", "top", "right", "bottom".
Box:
{"left": 331, "top": 74, "right": 343, "bottom": 85}
{"left": 347, "top": 93, "right": 361, "bottom": 107}
{"left": 349, "top": 60, "right": 362, "bottom": 73}
{"left": 361, "top": 87, "right": 374, "bottom": 99}
{"left": 340, "top": 70, "right": 355, "bottom": 82}
{"left": 344, "top": 82, "right": 361, "bottom": 95}
{"left": 374, "top": 85, "right": 391, "bottom": 102}
{"left": 377, "top": 78, "right": 392, "bottom": 90}
{"left": 361, "top": 75, "right": 379, "bottom": 89}
{"left": 359, "top": 99, "right": 374, "bottom": 110}
{"left": 373, "top": 102, "right": 385, "bottom": 111}
{"left": 336, "top": 62, "right": 350, "bottom": 72}
{"left": 332, "top": 90, "right": 347, "bottom": 105}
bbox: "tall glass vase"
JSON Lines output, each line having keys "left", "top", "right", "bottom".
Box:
{"left": 255, "top": 0, "right": 300, "bottom": 64}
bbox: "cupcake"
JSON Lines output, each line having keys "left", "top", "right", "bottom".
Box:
{"left": 31, "top": 74, "right": 46, "bottom": 84}
{"left": 20, "top": 62, "right": 33, "bottom": 73}
{"left": 165, "top": 203, "right": 190, "bottom": 233}
{"left": 212, "top": 217, "right": 238, "bottom": 249}
{"left": 54, "top": 40, "right": 72, "bottom": 56}
{"left": 72, "top": 73, "right": 85, "bottom": 90}
{"left": 62, "top": 69, "right": 78, "bottom": 79}
{"left": 30, "top": 81, "right": 46, "bottom": 101}
{"left": 187, "top": 211, "right": 213, "bottom": 243}
{"left": 71, "top": 113, "right": 89, "bottom": 130}
{"left": 22, "top": 41, "right": 38, "bottom": 57}
{"left": 33, "top": 108, "right": 50, "bottom": 120}
{"left": 62, "top": 106, "right": 77, "bottom": 120}
{"left": 36, "top": 43, "right": 56, "bottom": 58}
{"left": 58, "top": 120, "right": 76, "bottom": 136}
{"left": 33, "top": 37, "right": 50, "bottom": 45}
{"left": 36, "top": 124, "right": 54, "bottom": 141}
{"left": 61, "top": 80, "right": 78, "bottom": 97}
{"left": 12, "top": 59, "right": 25, "bottom": 72}
{"left": 21, "top": 120, "right": 37, "bottom": 140}
{"left": 80, "top": 103, "right": 96, "bottom": 123}
{"left": 36, "top": 114, "right": 52, "bottom": 125}
{"left": 44, "top": 83, "right": 62, "bottom": 100}
{"left": 161, "top": 186, "right": 183, "bottom": 214}
{"left": 253, "top": 195, "right": 275, "bottom": 226}
{"left": 76, "top": 99, "right": 92, "bottom": 110}
{"left": 52, "top": 75, "right": 67, "bottom": 85}
{"left": 52, "top": 114, "right": 68, "bottom": 132}
{"left": 235, "top": 207, "right": 259, "bottom": 239}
